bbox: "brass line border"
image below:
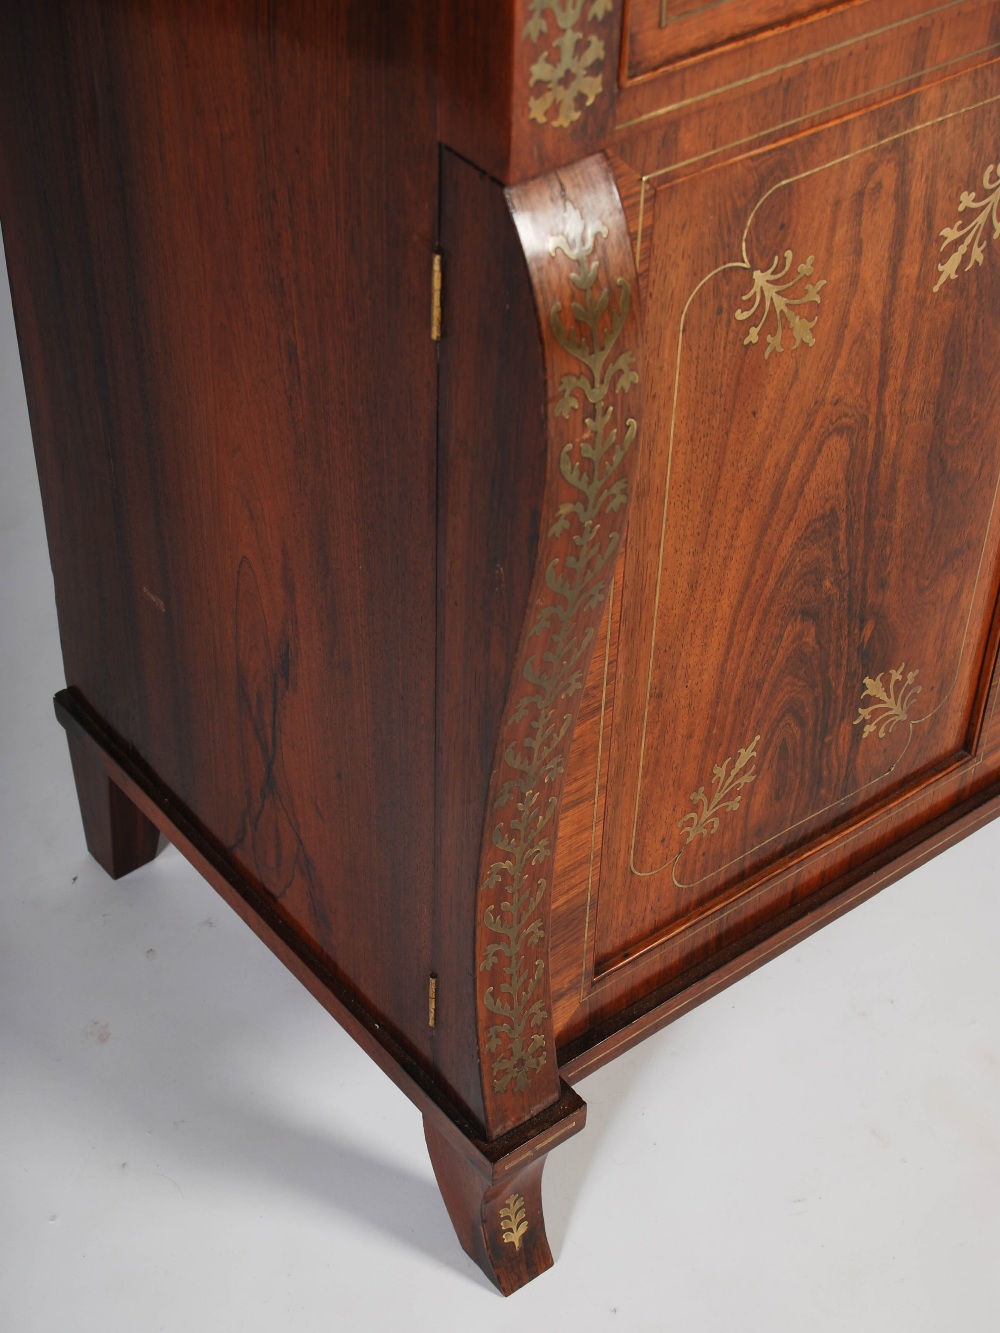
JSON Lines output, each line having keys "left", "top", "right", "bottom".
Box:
{"left": 635, "top": 178, "right": 648, "bottom": 274}
{"left": 616, "top": 0, "right": 969, "bottom": 129}
{"left": 579, "top": 578, "right": 617, "bottom": 1003}
{"left": 592, "top": 748, "right": 997, "bottom": 989}
{"left": 566, "top": 776, "right": 1000, "bottom": 1068}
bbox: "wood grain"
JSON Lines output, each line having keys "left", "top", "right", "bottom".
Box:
{"left": 0, "top": 0, "right": 440, "bottom": 1071}
{"left": 4, "top": 0, "right": 1000, "bottom": 1295}
{"left": 435, "top": 151, "right": 548, "bottom": 1128}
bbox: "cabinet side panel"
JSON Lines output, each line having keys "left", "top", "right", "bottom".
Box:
{"left": 0, "top": 1, "right": 439, "bottom": 1060}
{"left": 435, "top": 152, "right": 548, "bottom": 1126}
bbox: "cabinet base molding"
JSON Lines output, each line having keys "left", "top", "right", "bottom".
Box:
{"left": 54, "top": 685, "right": 587, "bottom": 1293}
{"left": 560, "top": 777, "right": 1000, "bottom": 1083}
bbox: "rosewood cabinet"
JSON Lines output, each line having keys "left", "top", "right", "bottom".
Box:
{"left": 2, "top": 0, "right": 1000, "bottom": 1294}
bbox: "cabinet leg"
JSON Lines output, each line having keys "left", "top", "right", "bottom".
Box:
{"left": 424, "top": 1087, "right": 586, "bottom": 1295}
{"left": 66, "top": 732, "right": 163, "bottom": 879}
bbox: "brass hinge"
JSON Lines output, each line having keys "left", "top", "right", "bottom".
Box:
{"left": 428, "top": 973, "right": 438, "bottom": 1028}
{"left": 431, "top": 251, "right": 443, "bottom": 342}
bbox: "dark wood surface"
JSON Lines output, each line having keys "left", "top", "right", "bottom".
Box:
{"left": 3, "top": 0, "right": 1000, "bottom": 1294}
{"left": 54, "top": 686, "right": 590, "bottom": 1172}
{"left": 67, "top": 731, "right": 164, "bottom": 880}
{"left": 0, "top": 0, "right": 440, "bottom": 1075}
{"left": 435, "top": 151, "right": 548, "bottom": 1129}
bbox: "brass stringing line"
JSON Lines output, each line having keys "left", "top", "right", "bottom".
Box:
{"left": 582, "top": 796, "right": 980, "bottom": 1034}
{"left": 642, "top": 41, "right": 1000, "bottom": 182}
{"left": 615, "top": 0, "right": 967, "bottom": 130}
{"left": 635, "top": 178, "right": 648, "bottom": 272}
{"left": 626, "top": 90, "right": 1000, "bottom": 882}
{"left": 580, "top": 577, "right": 615, "bottom": 1002}
{"left": 593, "top": 733, "right": 983, "bottom": 991}
{"left": 627, "top": 258, "right": 747, "bottom": 878}
{"left": 660, "top": 0, "right": 731, "bottom": 29}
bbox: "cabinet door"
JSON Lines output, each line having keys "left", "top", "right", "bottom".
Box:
{"left": 552, "top": 64, "right": 1000, "bottom": 1035}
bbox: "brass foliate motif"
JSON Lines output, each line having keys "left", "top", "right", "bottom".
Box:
{"left": 523, "top": 0, "right": 614, "bottom": 129}
{"left": 735, "top": 251, "right": 826, "bottom": 359}
{"left": 935, "top": 159, "right": 1000, "bottom": 292}
{"left": 854, "top": 665, "right": 921, "bottom": 738}
{"left": 500, "top": 1193, "right": 529, "bottom": 1251}
{"left": 678, "top": 737, "right": 760, "bottom": 844}
{"left": 480, "top": 200, "right": 638, "bottom": 1095}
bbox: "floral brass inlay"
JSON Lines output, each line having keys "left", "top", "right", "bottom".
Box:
{"left": 735, "top": 251, "right": 826, "bottom": 359}
{"left": 523, "top": 0, "right": 614, "bottom": 129}
{"left": 500, "top": 1193, "right": 529, "bottom": 1250}
{"left": 480, "top": 201, "right": 638, "bottom": 1095}
{"left": 854, "top": 665, "right": 921, "bottom": 739}
{"left": 934, "top": 159, "right": 1000, "bottom": 292}
{"left": 677, "top": 737, "right": 760, "bottom": 844}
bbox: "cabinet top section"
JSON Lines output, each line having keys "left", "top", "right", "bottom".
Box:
{"left": 441, "top": 0, "right": 999, "bottom": 183}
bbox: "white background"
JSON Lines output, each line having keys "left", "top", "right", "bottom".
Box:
{"left": 2, "top": 239, "right": 999, "bottom": 1332}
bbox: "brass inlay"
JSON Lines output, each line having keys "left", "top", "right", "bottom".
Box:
{"left": 428, "top": 973, "right": 438, "bottom": 1028}
{"left": 934, "top": 158, "right": 1000, "bottom": 292}
{"left": 500, "top": 1193, "right": 529, "bottom": 1250}
{"left": 523, "top": 0, "right": 614, "bottom": 128}
{"left": 735, "top": 251, "right": 826, "bottom": 358}
{"left": 480, "top": 200, "right": 638, "bottom": 1094}
{"left": 678, "top": 737, "right": 760, "bottom": 843}
{"left": 431, "top": 251, "right": 443, "bottom": 342}
{"left": 854, "top": 665, "right": 922, "bottom": 739}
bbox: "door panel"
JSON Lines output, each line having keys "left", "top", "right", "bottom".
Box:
{"left": 592, "top": 87, "right": 1000, "bottom": 972}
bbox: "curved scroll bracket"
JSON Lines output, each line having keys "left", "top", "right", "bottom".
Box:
{"left": 475, "top": 153, "right": 643, "bottom": 1136}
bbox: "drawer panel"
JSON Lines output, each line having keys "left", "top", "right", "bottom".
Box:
{"left": 627, "top": 0, "right": 835, "bottom": 75}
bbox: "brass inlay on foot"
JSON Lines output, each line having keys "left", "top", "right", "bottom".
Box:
{"left": 500, "top": 1193, "right": 529, "bottom": 1251}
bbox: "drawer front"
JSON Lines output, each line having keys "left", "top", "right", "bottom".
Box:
{"left": 549, "top": 61, "right": 1000, "bottom": 1037}
{"left": 627, "top": 0, "right": 835, "bottom": 74}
